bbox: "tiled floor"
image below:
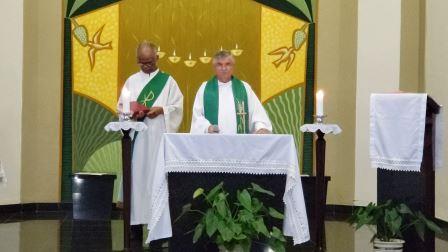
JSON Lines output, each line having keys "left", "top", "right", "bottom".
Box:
{"left": 0, "top": 211, "right": 447, "bottom": 251}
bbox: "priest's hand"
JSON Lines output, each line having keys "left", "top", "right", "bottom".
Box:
{"left": 255, "top": 128, "right": 271, "bottom": 134}
{"left": 133, "top": 111, "right": 146, "bottom": 120}
{"left": 208, "top": 125, "right": 220, "bottom": 134}
{"left": 147, "top": 107, "right": 164, "bottom": 119}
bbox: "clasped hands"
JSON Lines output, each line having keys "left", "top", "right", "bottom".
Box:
{"left": 132, "top": 107, "right": 164, "bottom": 120}
{"left": 207, "top": 125, "right": 271, "bottom": 134}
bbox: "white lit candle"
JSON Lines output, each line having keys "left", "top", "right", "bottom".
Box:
{"left": 122, "top": 87, "right": 131, "bottom": 114}
{"left": 316, "top": 90, "right": 324, "bottom": 116}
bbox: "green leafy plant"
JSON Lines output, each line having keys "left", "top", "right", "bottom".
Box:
{"left": 349, "top": 200, "right": 443, "bottom": 242}
{"left": 177, "top": 182, "right": 286, "bottom": 252}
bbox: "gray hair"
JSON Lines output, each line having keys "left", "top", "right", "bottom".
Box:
{"left": 136, "top": 41, "right": 158, "bottom": 57}
{"left": 212, "top": 50, "right": 235, "bottom": 65}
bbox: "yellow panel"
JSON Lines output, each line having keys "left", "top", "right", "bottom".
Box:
{"left": 119, "top": 0, "right": 261, "bottom": 132}
{"left": 72, "top": 4, "right": 119, "bottom": 112}
{"left": 261, "top": 6, "right": 307, "bottom": 102}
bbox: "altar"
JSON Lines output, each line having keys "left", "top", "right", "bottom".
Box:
{"left": 145, "top": 133, "right": 310, "bottom": 248}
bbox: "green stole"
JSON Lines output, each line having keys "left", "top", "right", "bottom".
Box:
{"left": 132, "top": 70, "right": 169, "bottom": 146}
{"left": 137, "top": 70, "right": 170, "bottom": 108}
{"left": 204, "top": 76, "right": 249, "bottom": 134}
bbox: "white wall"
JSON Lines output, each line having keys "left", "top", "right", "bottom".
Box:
{"left": 354, "top": 0, "right": 402, "bottom": 205}
{"left": 0, "top": 0, "right": 23, "bottom": 204}
{"left": 425, "top": 0, "right": 448, "bottom": 221}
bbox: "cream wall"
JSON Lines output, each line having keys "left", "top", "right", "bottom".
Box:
{"left": 0, "top": 0, "right": 23, "bottom": 205}
{"left": 316, "top": 0, "right": 357, "bottom": 205}
{"left": 21, "top": 0, "right": 62, "bottom": 203}
{"left": 317, "top": 0, "right": 425, "bottom": 206}
{"left": 354, "top": 0, "right": 402, "bottom": 205}
{"left": 400, "top": 0, "right": 426, "bottom": 93}
{"left": 425, "top": 0, "right": 448, "bottom": 221}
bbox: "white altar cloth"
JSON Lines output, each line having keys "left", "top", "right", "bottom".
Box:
{"left": 146, "top": 133, "right": 310, "bottom": 245}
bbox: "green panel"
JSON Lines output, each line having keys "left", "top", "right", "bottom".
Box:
{"left": 73, "top": 94, "right": 121, "bottom": 173}
{"left": 302, "top": 23, "right": 316, "bottom": 175}
{"left": 61, "top": 18, "right": 73, "bottom": 201}
{"left": 264, "top": 87, "right": 304, "bottom": 171}
{"left": 82, "top": 141, "right": 122, "bottom": 202}
{"left": 69, "top": 0, "right": 121, "bottom": 17}
{"left": 254, "top": 0, "right": 312, "bottom": 22}
{"left": 68, "top": 0, "right": 88, "bottom": 17}
{"left": 286, "top": 0, "right": 312, "bottom": 22}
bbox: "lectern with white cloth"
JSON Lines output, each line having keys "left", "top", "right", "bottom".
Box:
{"left": 370, "top": 94, "right": 442, "bottom": 252}
{"left": 145, "top": 133, "right": 310, "bottom": 249}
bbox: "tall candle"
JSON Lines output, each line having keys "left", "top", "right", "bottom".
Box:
{"left": 122, "top": 87, "right": 131, "bottom": 114}
{"left": 316, "top": 90, "right": 324, "bottom": 116}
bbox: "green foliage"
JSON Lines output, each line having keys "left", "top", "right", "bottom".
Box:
{"left": 349, "top": 200, "right": 443, "bottom": 242}
{"left": 178, "top": 182, "right": 286, "bottom": 251}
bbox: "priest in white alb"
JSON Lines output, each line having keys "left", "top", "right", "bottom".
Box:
{"left": 191, "top": 50, "right": 272, "bottom": 134}
{"left": 117, "top": 41, "right": 183, "bottom": 242}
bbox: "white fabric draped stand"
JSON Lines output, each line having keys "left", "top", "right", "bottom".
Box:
{"left": 369, "top": 93, "right": 443, "bottom": 172}
{"left": 146, "top": 133, "right": 310, "bottom": 245}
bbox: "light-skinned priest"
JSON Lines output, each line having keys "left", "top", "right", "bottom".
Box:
{"left": 117, "top": 41, "right": 183, "bottom": 242}
{"left": 191, "top": 50, "right": 272, "bottom": 134}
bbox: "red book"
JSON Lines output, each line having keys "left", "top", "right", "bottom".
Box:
{"left": 131, "top": 101, "right": 150, "bottom": 117}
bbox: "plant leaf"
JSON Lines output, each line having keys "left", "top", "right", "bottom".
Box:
{"left": 415, "top": 221, "right": 426, "bottom": 241}
{"left": 397, "top": 204, "right": 413, "bottom": 215}
{"left": 174, "top": 203, "right": 192, "bottom": 223}
{"left": 230, "top": 222, "right": 242, "bottom": 235}
{"left": 234, "top": 233, "right": 247, "bottom": 240}
{"left": 251, "top": 183, "right": 275, "bottom": 197}
{"left": 269, "top": 239, "right": 286, "bottom": 252}
{"left": 215, "top": 199, "right": 228, "bottom": 218}
{"left": 269, "top": 207, "right": 284, "bottom": 219}
{"left": 193, "top": 188, "right": 204, "bottom": 199}
{"left": 206, "top": 182, "right": 224, "bottom": 202}
{"left": 217, "top": 221, "right": 234, "bottom": 242}
{"left": 193, "top": 223, "right": 204, "bottom": 243}
{"left": 205, "top": 210, "right": 219, "bottom": 237}
{"left": 425, "top": 218, "right": 443, "bottom": 234}
{"left": 238, "top": 209, "right": 254, "bottom": 223}
{"left": 271, "top": 226, "right": 286, "bottom": 242}
{"left": 252, "top": 218, "right": 269, "bottom": 237}
{"left": 237, "top": 189, "right": 252, "bottom": 211}
{"left": 252, "top": 198, "right": 263, "bottom": 212}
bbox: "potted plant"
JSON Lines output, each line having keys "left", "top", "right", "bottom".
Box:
{"left": 349, "top": 200, "right": 443, "bottom": 251}
{"left": 177, "top": 182, "right": 287, "bottom": 252}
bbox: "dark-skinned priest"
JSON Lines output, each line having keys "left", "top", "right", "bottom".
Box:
{"left": 117, "top": 41, "right": 183, "bottom": 242}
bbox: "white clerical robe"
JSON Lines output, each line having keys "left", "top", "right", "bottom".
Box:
{"left": 117, "top": 69, "right": 183, "bottom": 225}
{"left": 190, "top": 80, "right": 272, "bottom": 134}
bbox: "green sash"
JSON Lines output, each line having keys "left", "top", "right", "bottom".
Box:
{"left": 137, "top": 71, "right": 170, "bottom": 108}
{"left": 204, "top": 76, "right": 249, "bottom": 134}
{"left": 132, "top": 70, "right": 169, "bottom": 147}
